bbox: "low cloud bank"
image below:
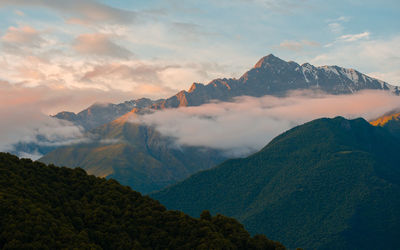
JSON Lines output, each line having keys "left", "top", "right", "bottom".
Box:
{"left": 3, "top": 89, "right": 399, "bottom": 160}
{"left": 0, "top": 106, "right": 86, "bottom": 160}
{"left": 136, "top": 90, "right": 400, "bottom": 156}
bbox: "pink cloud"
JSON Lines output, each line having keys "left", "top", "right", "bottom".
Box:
{"left": 73, "top": 33, "right": 133, "bottom": 58}
{"left": 0, "top": 81, "right": 135, "bottom": 114}
{"left": 1, "top": 25, "right": 45, "bottom": 48}
{"left": 0, "top": 80, "right": 137, "bottom": 157}
{"left": 0, "top": 0, "right": 136, "bottom": 25}
{"left": 136, "top": 90, "right": 400, "bottom": 156}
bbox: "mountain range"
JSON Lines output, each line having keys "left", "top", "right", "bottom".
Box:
{"left": 38, "top": 54, "right": 400, "bottom": 194}
{"left": 55, "top": 54, "right": 398, "bottom": 131}
{"left": 153, "top": 116, "right": 400, "bottom": 249}
{"left": 5, "top": 53, "right": 400, "bottom": 249}
{"left": 151, "top": 54, "right": 398, "bottom": 110}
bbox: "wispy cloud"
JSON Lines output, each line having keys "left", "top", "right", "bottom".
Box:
{"left": 237, "top": 0, "right": 310, "bottom": 13}
{"left": 1, "top": 25, "right": 45, "bottom": 48}
{"left": 326, "top": 16, "right": 350, "bottom": 34}
{"left": 170, "top": 22, "right": 216, "bottom": 42}
{"left": 81, "top": 63, "right": 163, "bottom": 83}
{"left": 73, "top": 33, "right": 134, "bottom": 59}
{"left": 328, "top": 22, "right": 344, "bottom": 34}
{"left": 0, "top": 104, "right": 86, "bottom": 158}
{"left": 14, "top": 9, "right": 24, "bottom": 16}
{"left": 0, "top": 79, "right": 140, "bottom": 158}
{"left": 338, "top": 32, "right": 370, "bottom": 42}
{"left": 279, "top": 40, "right": 320, "bottom": 51}
{"left": 0, "top": 80, "right": 135, "bottom": 114}
{"left": 0, "top": 0, "right": 137, "bottom": 25}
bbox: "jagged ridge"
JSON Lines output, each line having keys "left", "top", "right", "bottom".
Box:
{"left": 55, "top": 54, "right": 398, "bottom": 131}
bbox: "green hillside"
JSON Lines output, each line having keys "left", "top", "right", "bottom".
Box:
{"left": 153, "top": 117, "right": 400, "bottom": 249}
{"left": 40, "top": 115, "right": 226, "bottom": 193}
{"left": 0, "top": 152, "right": 284, "bottom": 249}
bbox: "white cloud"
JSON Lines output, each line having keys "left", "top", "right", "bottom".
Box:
{"left": 18, "top": 151, "right": 43, "bottom": 161}
{"left": 0, "top": 80, "right": 109, "bottom": 159}
{"left": 14, "top": 10, "right": 24, "bottom": 16}
{"left": 339, "top": 32, "right": 370, "bottom": 42}
{"left": 0, "top": 80, "right": 136, "bottom": 114}
{"left": 335, "top": 16, "right": 350, "bottom": 22}
{"left": 237, "top": 0, "right": 310, "bottom": 12}
{"left": 279, "top": 40, "right": 320, "bottom": 51}
{"left": 0, "top": 104, "right": 86, "bottom": 156}
{"left": 133, "top": 90, "right": 400, "bottom": 156}
{"left": 328, "top": 23, "right": 343, "bottom": 34}
{"left": 326, "top": 16, "right": 350, "bottom": 34}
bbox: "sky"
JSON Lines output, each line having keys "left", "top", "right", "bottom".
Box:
{"left": 0, "top": 0, "right": 399, "bottom": 114}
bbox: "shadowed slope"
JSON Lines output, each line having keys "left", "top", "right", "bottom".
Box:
{"left": 40, "top": 113, "right": 226, "bottom": 194}
{"left": 153, "top": 117, "right": 400, "bottom": 249}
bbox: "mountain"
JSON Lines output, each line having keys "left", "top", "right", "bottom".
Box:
{"left": 0, "top": 152, "right": 285, "bottom": 249}
{"left": 151, "top": 54, "right": 397, "bottom": 109}
{"left": 40, "top": 54, "right": 398, "bottom": 193}
{"left": 8, "top": 99, "right": 157, "bottom": 159}
{"left": 54, "top": 98, "right": 156, "bottom": 131}
{"left": 370, "top": 110, "right": 400, "bottom": 138}
{"left": 153, "top": 117, "right": 400, "bottom": 249}
{"left": 39, "top": 112, "right": 227, "bottom": 194}
{"left": 55, "top": 54, "right": 397, "bottom": 130}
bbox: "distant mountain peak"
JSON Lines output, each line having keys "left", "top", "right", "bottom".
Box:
{"left": 253, "top": 54, "right": 286, "bottom": 68}
{"left": 301, "top": 62, "right": 314, "bottom": 69}
{"left": 188, "top": 82, "right": 205, "bottom": 93}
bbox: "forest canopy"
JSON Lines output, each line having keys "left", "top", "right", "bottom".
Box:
{"left": 0, "top": 152, "right": 285, "bottom": 250}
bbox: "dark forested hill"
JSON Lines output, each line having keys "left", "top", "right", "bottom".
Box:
{"left": 153, "top": 117, "right": 400, "bottom": 250}
{"left": 0, "top": 152, "right": 284, "bottom": 250}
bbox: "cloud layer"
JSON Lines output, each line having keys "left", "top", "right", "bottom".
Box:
{"left": 73, "top": 33, "right": 133, "bottom": 59}
{"left": 0, "top": 105, "right": 85, "bottom": 159}
{"left": 0, "top": 80, "right": 134, "bottom": 159}
{"left": 136, "top": 90, "right": 400, "bottom": 156}
{"left": 0, "top": 0, "right": 137, "bottom": 25}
